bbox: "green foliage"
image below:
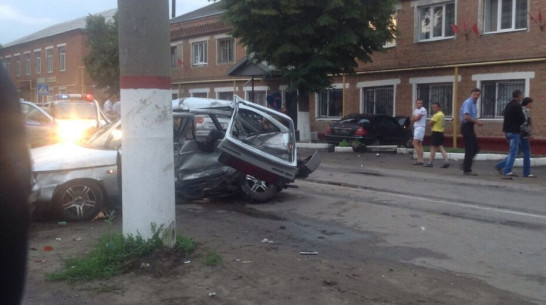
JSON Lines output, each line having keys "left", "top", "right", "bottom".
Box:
{"left": 46, "top": 225, "right": 197, "bottom": 283}
{"left": 84, "top": 13, "right": 119, "bottom": 97}
{"left": 338, "top": 139, "right": 350, "bottom": 147}
{"left": 219, "top": 0, "right": 397, "bottom": 97}
{"left": 204, "top": 251, "right": 223, "bottom": 266}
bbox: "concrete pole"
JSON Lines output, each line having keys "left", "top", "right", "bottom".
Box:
{"left": 117, "top": 0, "right": 176, "bottom": 246}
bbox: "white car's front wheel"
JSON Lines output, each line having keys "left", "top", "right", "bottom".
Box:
{"left": 54, "top": 180, "right": 104, "bottom": 221}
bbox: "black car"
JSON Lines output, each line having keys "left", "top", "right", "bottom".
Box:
{"left": 325, "top": 114, "right": 412, "bottom": 152}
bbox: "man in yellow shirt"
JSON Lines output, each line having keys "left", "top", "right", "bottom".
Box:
{"left": 424, "top": 102, "right": 450, "bottom": 168}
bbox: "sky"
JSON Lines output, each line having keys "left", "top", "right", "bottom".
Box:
{"left": 0, "top": 0, "right": 214, "bottom": 45}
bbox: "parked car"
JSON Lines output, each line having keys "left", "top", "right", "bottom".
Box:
{"left": 43, "top": 94, "right": 110, "bottom": 143}
{"left": 325, "top": 113, "right": 413, "bottom": 152}
{"left": 19, "top": 100, "right": 59, "bottom": 147}
{"left": 30, "top": 96, "right": 320, "bottom": 221}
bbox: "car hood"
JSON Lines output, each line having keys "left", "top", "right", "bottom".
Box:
{"left": 31, "top": 142, "right": 117, "bottom": 172}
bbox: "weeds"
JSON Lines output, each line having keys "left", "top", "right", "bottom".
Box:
{"left": 46, "top": 224, "right": 197, "bottom": 283}
{"left": 204, "top": 251, "right": 222, "bottom": 266}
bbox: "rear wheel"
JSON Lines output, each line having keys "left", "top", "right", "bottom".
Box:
{"left": 240, "top": 175, "right": 278, "bottom": 203}
{"left": 54, "top": 180, "right": 104, "bottom": 221}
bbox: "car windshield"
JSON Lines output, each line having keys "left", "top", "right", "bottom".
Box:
{"left": 51, "top": 102, "right": 97, "bottom": 120}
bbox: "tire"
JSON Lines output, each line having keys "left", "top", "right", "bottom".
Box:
{"left": 54, "top": 180, "right": 104, "bottom": 221}
{"left": 240, "top": 175, "right": 278, "bottom": 203}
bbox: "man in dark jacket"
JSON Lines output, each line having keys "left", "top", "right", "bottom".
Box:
{"left": 494, "top": 89, "right": 525, "bottom": 177}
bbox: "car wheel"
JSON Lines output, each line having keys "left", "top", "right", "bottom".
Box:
{"left": 240, "top": 175, "right": 278, "bottom": 203}
{"left": 54, "top": 180, "right": 104, "bottom": 221}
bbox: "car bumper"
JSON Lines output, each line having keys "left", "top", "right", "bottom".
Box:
{"left": 296, "top": 151, "right": 321, "bottom": 179}
{"left": 325, "top": 135, "right": 373, "bottom": 145}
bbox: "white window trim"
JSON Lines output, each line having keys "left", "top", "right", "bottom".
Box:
{"left": 243, "top": 86, "right": 268, "bottom": 105}
{"left": 216, "top": 37, "right": 235, "bottom": 64}
{"left": 56, "top": 43, "right": 66, "bottom": 47}
{"left": 189, "top": 88, "right": 209, "bottom": 98}
{"left": 472, "top": 71, "right": 534, "bottom": 119}
{"left": 58, "top": 45, "right": 66, "bottom": 72}
{"left": 314, "top": 83, "right": 349, "bottom": 120}
{"left": 409, "top": 75, "right": 461, "bottom": 110}
{"left": 414, "top": 0, "right": 457, "bottom": 43}
{"left": 191, "top": 40, "right": 208, "bottom": 66}
{"left": 45, "top": 46, "right": 54, "bottom": 73}
{"left": 357, "top": 79, "right": 401, "bottom": 115}
{"left": 482, "top": 0, "right": 528, "bottom": 34}
{"left": 214, "top": 87, "right": 237, "bottom": 100}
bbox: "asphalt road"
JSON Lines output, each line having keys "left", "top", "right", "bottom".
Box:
{"left": 257, "top": 149, "right": 546, "bottom": 303}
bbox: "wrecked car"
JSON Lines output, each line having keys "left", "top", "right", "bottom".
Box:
{"left": 30, "top": 96, "right": 321, "bottom": 221}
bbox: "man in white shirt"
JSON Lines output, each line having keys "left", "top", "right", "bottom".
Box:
{"left": 410, "top": 99, "right": 427, "bottom": 165}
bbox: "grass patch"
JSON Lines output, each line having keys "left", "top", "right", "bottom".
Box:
{"left": 204, "top": 251, "right": 222, "bottom": 266}
{"left": 46, "top": 224, "right": 197, "bottom": 283}
{"left": 338, "top": 139, "right": 350, "bottom": 147}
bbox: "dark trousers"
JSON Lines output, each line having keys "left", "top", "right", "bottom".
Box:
{"left": 461, "top": 123, "right": 479, "bottom": 173}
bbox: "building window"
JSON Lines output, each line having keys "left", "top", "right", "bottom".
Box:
{"left": 318, "top": 89, "right": 343, "bottom": 118}
{"left": 363, "top": 86, "right": 394, "bottom": 115}
{"left": 58, "top": 46, "right": 66, "bottom": 72}
{"left": 15, "top": 55, "right": 21, "bottom": 77}
{"left": 171, "top": 46, "right": 178, "bottom": 68}
{"left": 34, "top": 51, "right": 41, "bottom": 74}
{"left": 46, "top": 48, "right": 53, "bottom": 73}
{"left": 484, "top": 0, "right": 527, "bottom": 33}
{"left": 25, "top": 53, "right": 31, "bottom": 76}
{"left": 383, "top": 14, "right": 398, "bottom": 48}
{"left": 192, "top": 41, "right": 207, "bottom": 66}
{"left": 480, "top": 79, "right": 524, "bottom": 118}
{"left": 192, "top": 92, "right": 208, "bottom": 98}
{"left": 218, "top": 91, "right": 234, "bottom": 101}
{"left": 418, "top": 2, "right": 455, "bottom": 41}
{"left": 4, "top": 57, "right": 10, "bottom": 74}
{"left": 416, "top": 83, "right": 453, "bottom": 117}
{"left": 217, "top": 38, "right": 234, "bottom": 63}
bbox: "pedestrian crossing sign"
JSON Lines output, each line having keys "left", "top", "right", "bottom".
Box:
{"left": 37, "top": 84, "right": 49, "bottom": 96}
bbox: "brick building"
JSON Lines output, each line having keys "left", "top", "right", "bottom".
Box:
{"left": 0, "top": 9, "right": 116, "bottom": 104}
{"left": 2, "top": 1, "right": 545, "bottom": 152}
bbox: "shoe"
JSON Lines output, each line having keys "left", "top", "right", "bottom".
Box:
{"left": 441, "top": 163, "right": 450, "bottom": 168}
{"left": 504, "top": 172, "right": 518, "bottom": 177}
{"left": 413, "top": 161, "right": 424, "bottom": 165}
{"left": 494, "top": 166, "right": 503, "bottom": 175}
{"left": 463, "top": 172, "right": 478, "bottom": 176}
{"left": 525, "top": 174, "right": 537, "bottom": 178}
{"left": 423, "top": 163, "right": 433, "bottom": 167}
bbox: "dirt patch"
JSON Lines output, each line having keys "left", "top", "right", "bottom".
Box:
{"left": 23, "top": 201, "right": 538, "bottom": 305}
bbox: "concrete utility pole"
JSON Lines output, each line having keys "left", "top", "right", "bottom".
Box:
{"left": 117, "top": 0, "right": 176, "bottom": 246}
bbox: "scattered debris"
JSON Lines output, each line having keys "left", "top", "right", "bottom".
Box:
{"left": 420, "top": 226, "right": 426, "bottom": 231}
{"left": 322, "top": 280, "right": 337, "bottom": 286}
{"left": 261, "top": 238, "right": 274, "bottom": 244}
{"left": 140, "top": 262, "right": 150, "bottom": 269}
{"left": 184, "top": 260, "right": 191, "bottom": 264}
{"left": 208, "top": 292, "right": 216, "bottom": 297}
{"left": 57, "top": 221, "right": 67, "bottom": 226}
{"left": 55, "top": 238, "right": 62, "bottom": 241}
{"left": 279, "top": 225, "right": 286, "bottom": 230}
{"left": 376, "top": 153, "right": 380, "bottom": 157}
{"left": 92, "top": 211, "right": 106, "bottom": 221}
{"left": 73, "top": 237, "right": 83, "bottom": 241}
{"left": 43, "top": 246, "right": 53, "bottom": 251}
{"left": 35, "top": 259, "right": 47, "bottom": 263}
{"left": 299, "top": 251, "right": 318, "bottom": 255}
{"left": 346, "top": 273, "right": 359, "bottom": 279}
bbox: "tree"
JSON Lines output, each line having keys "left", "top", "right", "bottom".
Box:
{"left": 218, "top": 0, "right": 397, "bottom": 140}
{"left": 84, "top": 13, "right": 119, "bottom": 97}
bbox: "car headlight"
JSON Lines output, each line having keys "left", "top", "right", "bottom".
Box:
{"left": 56, "top": 120, "right": 95, "bottom": 142}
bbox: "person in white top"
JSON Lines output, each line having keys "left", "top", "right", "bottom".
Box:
{"left": 410, "top": 99, "right": 427, "bottom": 165}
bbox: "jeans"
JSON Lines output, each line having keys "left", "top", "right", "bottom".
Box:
{"left": 520, "top": 137, "right": 531, "bottom": 177}
{"left": 496, "top": 133, "right": 520, "bottom": 175}
{"left": 461, "top": 123, "right": 479, "bottom": 173}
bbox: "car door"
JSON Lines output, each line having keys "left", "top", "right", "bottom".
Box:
{"left": 217, "top": 96, "right": 297, "bottom": 184}
{"left": 373, "top": 116, "right": 405, "bottom": 145}
{"left": 20, "top": 101, "right": 57, "bottom": 147}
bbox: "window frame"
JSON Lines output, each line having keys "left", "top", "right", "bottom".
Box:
{"left": 45, "top": 47, "right": 53, "bottom": 73}
{"left": 58, "top": 44, "right": 66, "bottom": 72}
{"left": 34, "top": 49, "right": 41, "bottom": 75}
{"left": 483, "top": 0, "right": 527, "bottom": 34}
{"left": 472, "top": 72, "right": 534, "bottom": 119}
{"left": 191, "top": 41, "right": 208, "bottom": 66}
{"left": 24, "top": 52, "right": 31, "bottom": 76}
{"left": 217, "top": 37, "right": 235, "bottom": 64}
{"left": 416, "top": 1, "right": 456, "bottom": 42}
{"left": 362, "top": 85, "right": 396, "bottom": 116}
{"left": 14, "top": 54, "right": 21, "bottom": 77}
{"left": 410, "top": 75, "right": 460, "bottom": 119}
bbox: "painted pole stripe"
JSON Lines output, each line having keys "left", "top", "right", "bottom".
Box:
{"left": 120, "top": 75, "right": 171, "bottom": 90}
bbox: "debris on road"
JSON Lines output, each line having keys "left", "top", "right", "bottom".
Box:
{"left": 299, "top": 251, "right": 318, "bottom": 255}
